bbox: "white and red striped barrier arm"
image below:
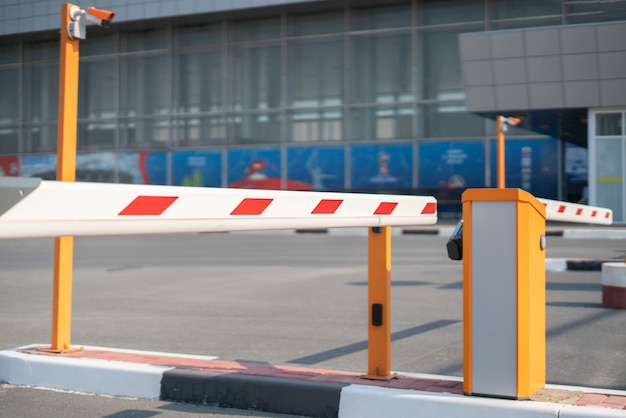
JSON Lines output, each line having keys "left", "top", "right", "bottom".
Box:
{"left": 0, "top": 178, "right": 437, "bottom": 238}
{"left": 538, "top": 198, "right": 613, "bottom": 225}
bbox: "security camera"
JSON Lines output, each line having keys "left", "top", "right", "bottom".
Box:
{"left": 67, "top": 6, "right": 115, "bottom": 40}
{"left": 85, "top": 7, "right": 115, "bottom": 27}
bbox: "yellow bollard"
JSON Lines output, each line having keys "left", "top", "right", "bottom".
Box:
{"left": 362, "top": 226, "right": 396, "bottom": 380}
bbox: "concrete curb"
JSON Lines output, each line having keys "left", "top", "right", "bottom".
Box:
{"left": 1, "top": 345, "right": 625, "bottom": 417}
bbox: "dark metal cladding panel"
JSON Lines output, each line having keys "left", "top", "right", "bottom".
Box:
{"left": 0, "top": 177, "right": 42, "bottom": 217}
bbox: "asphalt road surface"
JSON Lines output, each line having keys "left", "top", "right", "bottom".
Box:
{"left": 1, "top": 232, "right": 625, "bottom": 417}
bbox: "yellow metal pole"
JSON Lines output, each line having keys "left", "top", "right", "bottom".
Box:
{"left": 49, "top": 3, "right": 80, "bottom": 352}
{"left": 363, "top": 226, "right": 395, "bottom": 380}
{"left": 496, "top": 115, "right": 505, "bottom": 189}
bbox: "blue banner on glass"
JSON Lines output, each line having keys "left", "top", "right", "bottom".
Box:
{"left": 287, "top": 146, "right": 345, "bottom": 191}
{"left": 350, "top": 144, "right": 412, "bottom": 190}
{"left": 172, "top": 150, "right": 222, "bottom": 187}
{"left": 489, "top": 138, "right": 558, "bottom": 199}
{"left": 418, "top": 141, "right": 485, "bottom": 189}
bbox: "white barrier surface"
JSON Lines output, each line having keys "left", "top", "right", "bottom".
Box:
{"left": 0, "top": 177, "right": 437, "bottom": 238}
{"left": 539, "top": 198, "right": 613, "bottom": 225}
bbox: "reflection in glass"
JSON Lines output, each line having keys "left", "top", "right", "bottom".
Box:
{"left": 596, "top": 113, "right": 622, "bottom": 136}
{"left": 120, "top": 118, "right": 170, "bottom": 149}
{"left": 230, "top": 18, "right": 281, "bottom": 42}
{"left": 352, "top": 4, "right": 411, "bottom": 31}
{"left": 78, "top": 121, "right": 116, "bottom": 151}
{"left": 79, "top": 59, "right": 116, "bottom": 119}
{"left": 22, "top": 124, "right": 57, "bottom": 153}
{"left": 173, "top": 116, "right": 227, "bottom": 147}
{"left": 289, "top": 39, "right": 343, "bottom": 107}
{"left": 421, "top": 103, "right": 485, "bottom": 138}
{"left": 421, "top": 29, "right": 466, "bottom": 100}
{"left": 0, "top": 68, "right": 18, "bottom": 123}
{"left": 120, "top": 55, "right": 169, "bottom": 116}
{"left": 289, "top": 11, "right": 344, "bottom": 36}
{"left": 23, "top": 64, "right": 59, "bottom": 122}
{"left": 232, "top": 113, "right": 282, "bottom": 145}
{"left": 351, "top": 33, "right": 412, "bottom": 104}
{"left": 0, "top": 127, "right": 18, "bottom": 154}
{"left": 350, "top": 106, "right": 413, "bottom": 141}
{"left": 419, "top": 0, "right": 484, "bottom": 25}
{"left": 289, "top": 110, "right": 343, "bottom": 142}
{"left": 174, "top": 49, "right": 222, "bottom": 113}
{"left": 231, "top": 45, "right": 281, "bottom": 111}
{"left": 174, "top": 23, "right": 222, "bottom": 48}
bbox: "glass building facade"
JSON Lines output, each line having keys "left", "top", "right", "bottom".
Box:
{"left": 2, "top": 0, "right": 626, "bottom": 209}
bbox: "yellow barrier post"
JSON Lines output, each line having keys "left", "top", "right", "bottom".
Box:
{"left": 363, "top": 226, "right": 396, "bottom": 380}
{"left": 43, "top": 3, "right": 115, "bottom": 352}
{"left": 496, "top": 115, "right": 505, "bottom": 189}
{"left": 43, "top": 3, "right": 82, "bottom": 353}
{"left": 462, "top": 188, "right": 546, "bottom": 399}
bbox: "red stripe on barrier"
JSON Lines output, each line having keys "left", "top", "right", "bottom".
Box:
{"left": 231, "top": 198, "right": 273, "bottom": 215}
{"left": 605, "top": 212, "right": 611, "bottom": 219}
{"left": 558, "top": 205, "right": 566, "bottom": 213}
{"left": 592, "top": 210, "right": 598, "bottom": 217}
{"left": 312, "top": 199, "right": 343, "bottom": 214}
{"left": 421, "top": 202, "right": 437, "bottom": 215}
{"left": 373, "top": 202, "right": 398, "bottom": 215}
{"left": 576, "top": 208, "right": 583, "bottom": 216}
{"left": 119, "top": 196, "right": 178, "bottom": 216}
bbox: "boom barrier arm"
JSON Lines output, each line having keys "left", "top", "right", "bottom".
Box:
{"left": 0, "top": 177, "right": 438, "bottom": 239}
{"left": 538, "top": 197, "right": 612, "bottom": 225}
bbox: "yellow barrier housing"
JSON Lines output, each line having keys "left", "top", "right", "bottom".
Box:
{"left": 462, "top": 188, "right": 546, "bottom": 399}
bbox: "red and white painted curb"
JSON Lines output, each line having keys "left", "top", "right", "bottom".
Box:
{"left": 1, "top": 346, "right": 625, "bottom": 417}
{"left": 602, "top": 262, "right": 626, "bottom": 309}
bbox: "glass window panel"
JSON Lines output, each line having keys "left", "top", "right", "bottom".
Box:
{"left": 352, "top": 4, "right": 411, "bottom": 31}
{"left": 120, "top": 118, "right": 170, "bottom": 149}
{"left": 595, "top": 137, "right": 624, "bottom": 222}
{"left": 289, "top": 39, "right": 344, "bottom": 107}
{"left": 567, "top": 2, "right": 626, "bottom": 24}
{"left": 421, "top": 29, "right": 466, "bottom": 100}
{"left": 79, "top": 59, "right": 116, "bottom": 119}
{"left": 421, "top": 103, "right": 486, "bottom": 137}
{"left": 489, "top": 0, "right": 561, "bottom": 20}
{"left": 23, "top": 63, "right": 59, "bottom": 122}
{"left": 23, "top": 41, "right": 58, "bottom": 62}
{"left": 121, "top": 29, "right": 167, "bottom": 52}
{"left": 174, "top": 49, "right": 223, "bottom": 113}
{"left": 77, "top": 121, "right": 116, "bottom": 151}
{"left": 22, "top": 124, "right": 57, "bottom": 153}
{"left": 173, "top": 116, "right": 227, "bottom": 147}
{"left": 596, "top": 113, "right": 622, "bottom": 136}
{"left": 289, "top": 109, "right": 343, "bottom": 142}
{"left": 231, "top": 44, "right": 280, "bottom": 111}
{"left": 174, "top": 23, "right": 222, "bottom": 48}
{"left": 0, "top": 68, "right": 18, "bottom": 123}
{"left": 350, "top": 106, "right": 413, "bottom": 141}
{"left": 120, "top": 54, "right": 169, "bottom": 116}
{"left": 81, "top": 34, "right": 116, "bottom": 56}
{"left": 488, "top": 16, "right": 562, "bottom": 30}
{"left": 351, "top": 33, "right": 412, "bottom": 104}
{"left": 230, "top": 17, "right": 281, "bottom": 42}
{"left": 0, "top": 43, "right": 19, "bottom": 64}
{"left": 289, "top": 11, "right": 344, "bottom": 36}
{"left": 232, "top": 113, "right": 282, "bottom": 145}
{"left": 418, "top": 0, "right": 484, "bottom": 25}
{"left": 0, "top": 127, "right": 19, "bottom": 154}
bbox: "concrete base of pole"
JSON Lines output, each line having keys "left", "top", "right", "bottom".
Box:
{"left": 601, "top": 262, "right": 626, "bottom": 309}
